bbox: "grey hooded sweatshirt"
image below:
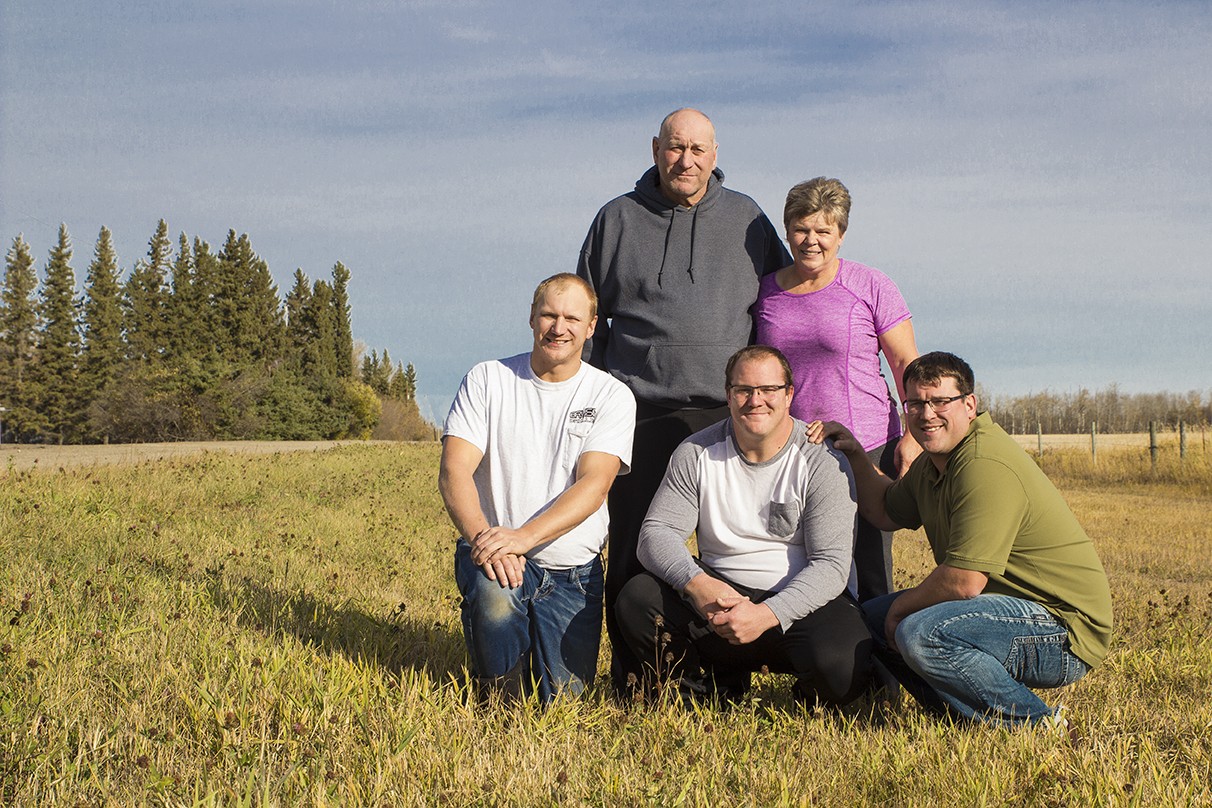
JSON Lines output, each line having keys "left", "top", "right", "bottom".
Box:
{"left": 577, "top": 166, "right": 790, "bottom": 410}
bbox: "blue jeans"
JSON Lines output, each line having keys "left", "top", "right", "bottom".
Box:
{"left": 454, "top": 541, "right": 603, "bottom": 704}
{"left": 863, "top": 592, "right": 1090, "bottom": 725}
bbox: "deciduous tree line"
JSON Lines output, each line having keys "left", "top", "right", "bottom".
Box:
{"left": 981, "top": 385, "right": 1212, "bottom": 435}
{"left": 1, "top": 222, "right": 427, "bottom": 444}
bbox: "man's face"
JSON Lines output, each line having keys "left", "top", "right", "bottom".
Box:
{"left": 529, "top": 283, "right": 597, "bottom": 371}
{"left": 904, "top": 377, "right": 978, "bottom": 464}
{"left": 727, "top": 356, "right": 793, "bottom": 443}
{"left": 787, "top": 212, "right": 845, "bottom": 276}
{"left": 651, "top": 111, "right": 718, "bottom": 207}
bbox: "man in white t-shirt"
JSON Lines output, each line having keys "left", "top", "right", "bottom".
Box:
{"left": 440, "top": 273, "right": 636, "bottom": 703}
{"left": 616, "top": 345, "right": 872, "bottom": 707}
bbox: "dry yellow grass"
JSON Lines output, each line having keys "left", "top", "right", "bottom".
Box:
{"left": 1, "top": 443, "right": 1209, "bottom": 805}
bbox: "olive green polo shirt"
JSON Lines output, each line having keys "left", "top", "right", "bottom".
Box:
{"left": 885, "top": 412, "right": 1113, "bottom": 668}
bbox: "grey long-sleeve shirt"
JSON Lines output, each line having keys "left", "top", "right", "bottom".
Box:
{"left": 637, "top": 418, "right": 857, "bottom": 631}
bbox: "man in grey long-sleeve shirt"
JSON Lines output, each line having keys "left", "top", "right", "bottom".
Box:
{"left": 615, "top": 346, "right": 873, "bottom": 706}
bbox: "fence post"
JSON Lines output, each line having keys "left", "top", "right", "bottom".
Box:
{"left": 1037, "top": 422, "right": 1043, "bottom": 456}
{"left": 1149, "top": 421, "right": 1158, "bottom": 471}
{"left": 1091, "top": 421, "right": 1097, "bottom": 465}
{"left": 1179, "top": 420, "right": 1187, "bottom": 461}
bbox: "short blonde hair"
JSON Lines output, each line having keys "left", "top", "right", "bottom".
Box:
{"left": 784, "top": 177, "right": 851, "bottom": 234}
{"left": 530, "top": 273, "right": 598, "bottom": 319}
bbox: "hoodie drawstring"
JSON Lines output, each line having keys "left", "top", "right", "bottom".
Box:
{"left": 656, "top": 205, "right": 700, "bottom": 287}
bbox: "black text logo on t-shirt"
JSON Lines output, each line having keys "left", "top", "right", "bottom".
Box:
{"left": 568, "top": 407, "right": 598, "bottom": 424}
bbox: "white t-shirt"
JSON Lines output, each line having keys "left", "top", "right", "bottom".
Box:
{"left": 443, "top": 353, "right": 636, "bottom": 569}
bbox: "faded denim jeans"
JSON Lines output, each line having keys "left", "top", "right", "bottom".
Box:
{"left": 454, "top": 540, "right": 603, "bottom": 704}
{"left": 863, "top": 592, "right": 1090, "bottom": 725}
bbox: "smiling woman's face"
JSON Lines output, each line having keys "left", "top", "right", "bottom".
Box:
{"left": 786, "top": 211, "right": 845, "bottom": 278}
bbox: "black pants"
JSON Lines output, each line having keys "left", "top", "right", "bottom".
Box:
{"left": 604, "top": 402, "right": 729, "bottom": 696}
{"left": 616, "top": 568, "right": 874, "bottom": 706}
{"left": 854, "top": 439, "right": 899, "bottom": 602}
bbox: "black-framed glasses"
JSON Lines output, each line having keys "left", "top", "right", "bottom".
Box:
{"left": 903, "top": 394, "right": 966, "bottom": 414}
{"left": 728, "top": 384, "right": 789, "bottom": 401}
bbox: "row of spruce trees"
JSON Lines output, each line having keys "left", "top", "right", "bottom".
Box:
{"left": 0, "top": 221, "right": 428, "bottom": 444}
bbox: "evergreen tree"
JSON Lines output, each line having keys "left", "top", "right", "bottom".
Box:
{"left": 167, "top": 232, "right": 207, "bottom": 361}
{"left": 215, "top": 230, "right": 284, "bottom": 365}
{"left": 1, "top": 234, "right": 42, "bottom": 440}
{"left": 284, "top": 269, "right": 313, "bottom": 357}
{"left": 80, "top": 226, "right": 125, "bottom": 439}
{"left": 34, "top": 224, "right": 83, "bottom": 441}
{"left": 124, "top": 219, "right": 172, "bottom": 362}
{"left": 301, "top": 279, "right": 338, "bottom": 380}
{"left": 364, "top": 349, "right": 393, "bottom": 395}
{"left": 401, "top": 362, "right": 418, "bottom": 402}
{"left": 331, "top": 261, "right": 353, "bottom": 377}
{"left": 387, "top": 361, "right": 409, "bottom": 400}
{"left": 191, "top": 237, "right": 221, "bottom": 353}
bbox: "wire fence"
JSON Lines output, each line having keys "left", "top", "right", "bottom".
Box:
{"left": 1010, "top": 421, "right": 1210, "bottom": 469}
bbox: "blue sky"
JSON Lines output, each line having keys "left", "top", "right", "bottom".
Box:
{"left": 3, "top": 0, "right": 1210, "bottom": 421}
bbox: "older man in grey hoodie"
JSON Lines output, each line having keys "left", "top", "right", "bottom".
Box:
{"left": 577, "top": 108, "right": 790, "bottom": 698}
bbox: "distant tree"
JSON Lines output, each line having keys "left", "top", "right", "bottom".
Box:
{"left": 337, "top": 378, "right": 382, "bottom": 439}
{"left": 386, "top": 361, "right": 405, "bottom": 400}
{"left": 214, "top": 231, "right": 284, "bottom": 365}
{"left": 284, "top": 269, "right": 312, "bottom": 356}
{"left": 401, "top": 362, "right": 418, "bottom": 402}
{"left": 331, "top": 261, "right": 353, "bottom": 378}
{"left": 124, "top": 219, "right": 173, "bottom": 362}
{"left": 34, "top": 224, "right": 83, "bottom": 442}
{"left": 80, "top": 227, "right": 125, "bottom": 440}
{"left": 167, "top": 232, "right": 209, "bottom": 362}
{"left": 191, "top": 237, "right": 221, "bottom": 354}
{"left": 0, "top": 234, "right": 41, "bottom": 439}
{"left": 361, "top": 349, "right": 393, "bottom": 396}
{"left": 301, "top": 279, "right": 338, "bottom": 380}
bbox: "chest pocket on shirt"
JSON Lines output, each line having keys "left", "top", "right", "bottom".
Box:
{"left": 562, "top": 422, "right": 593, "bottom": 473}
{"left": 767, "top": 501, "right": 800, "bottom": 540}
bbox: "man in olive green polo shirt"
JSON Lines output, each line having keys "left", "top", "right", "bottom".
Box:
{"left": 809, "top": 351, "right": 1112, "bottom": 726}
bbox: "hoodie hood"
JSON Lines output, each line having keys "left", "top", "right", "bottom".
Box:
{"left": 634, "top": 166, "right": 726, "bottom": 287}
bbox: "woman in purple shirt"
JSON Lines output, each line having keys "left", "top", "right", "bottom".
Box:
{"left": 753, "top": 177, "right": 920, "bottom": 602}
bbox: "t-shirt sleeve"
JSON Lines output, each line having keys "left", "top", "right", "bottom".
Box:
{"left": 580, "top": 381, "right": 637, "bottom": 474}
{"left": 942, "top": 457, "right": 1028, "bottom": 574}
{"left": 442, "top": 363, "right": 489, "bottom": 452}
{"left": 868, "top": 269, "right": 912, "bottom": 336}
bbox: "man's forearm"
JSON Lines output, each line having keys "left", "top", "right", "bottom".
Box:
{"left": 438, "top": 465, "right": 490, "bottom": 541}
{"left": 511, "top": 471, "right": 613, "bottom": 553}
{"left": 837, "top": 442, "right": 899, "bottom": 532}
{"left": 886, "top": 564, "right": 989, "bottom": 637}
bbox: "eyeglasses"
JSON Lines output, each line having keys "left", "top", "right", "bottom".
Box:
{"left": 903, "top": 394, "right": 967, "bottom": 415}
{"left": 728, "top": 384, "right": 789, "bottom": 401}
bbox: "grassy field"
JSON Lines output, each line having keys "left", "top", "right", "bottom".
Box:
{"left": 2, "top": 443, "right": 1210, "bottom": 806}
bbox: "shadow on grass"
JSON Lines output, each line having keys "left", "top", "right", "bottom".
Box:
{"left": 203, "top": 575, "right": 466, "bottom": 682}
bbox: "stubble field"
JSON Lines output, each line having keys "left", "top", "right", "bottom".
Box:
{"left": 1, "top": 441, "right": 1209, "bottom": 805}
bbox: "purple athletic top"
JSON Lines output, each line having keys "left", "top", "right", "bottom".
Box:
{"left": 753, "top": 259, "right": 911, "bottom": 451}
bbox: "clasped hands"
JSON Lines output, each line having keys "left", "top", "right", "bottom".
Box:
{"left": 469, "top": 525, "right": 534, "bottom": 589}
{"left": 685, "top": 574, "right": 778, "bottom": 645}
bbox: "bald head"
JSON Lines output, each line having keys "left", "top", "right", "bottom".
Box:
{"left": 658, "top": 108, "right": 716, "bottom": 142}
{"left": 652, "top": 108, "right": 719, "bottom": 207}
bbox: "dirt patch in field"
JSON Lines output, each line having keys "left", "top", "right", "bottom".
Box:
{"left": 0, "top": 440, "right": 370, "bottom": 472}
